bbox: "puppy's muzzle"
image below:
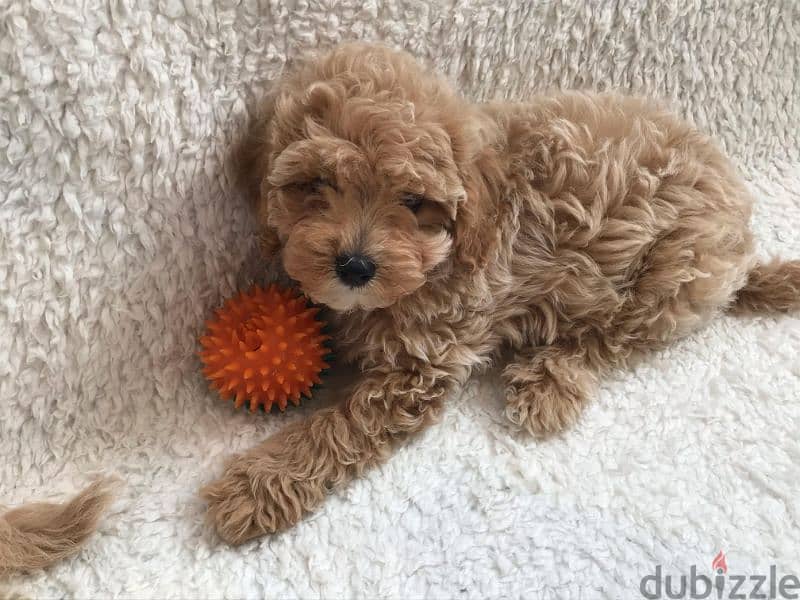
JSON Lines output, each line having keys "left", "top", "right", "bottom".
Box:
{"left": 335, "top": 253, "right": 376, "bottom": 288}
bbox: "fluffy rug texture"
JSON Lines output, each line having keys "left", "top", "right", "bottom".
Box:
{"left": 1, "top": 0, "right": 799, "bottom": 597}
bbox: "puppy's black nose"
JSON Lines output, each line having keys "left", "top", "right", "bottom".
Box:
{"left": 335, "top": 254, "right": 376, "bottom": 288}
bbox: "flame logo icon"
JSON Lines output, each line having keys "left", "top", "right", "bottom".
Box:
{"left": 712, "top": 550, "right": 728, "bottom": 574}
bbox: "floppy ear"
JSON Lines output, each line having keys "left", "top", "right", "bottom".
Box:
{"left": 454, "top": 167, "right": 498, "bottom": 270}
{"left": 232, "top": 94, "right": 281, "bottom": 257}
{"left": 446, "top": 112, "right": 500, "bottom": 271}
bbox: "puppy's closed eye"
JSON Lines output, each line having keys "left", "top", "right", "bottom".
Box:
{"left": 400, "top": 193, "right": 425, "bottom": 214}
{"left": 401, "top": 193, "right": 453, "bottom": 234}
{"left": 287, "top": 177, "right": 337, "bottom": 195}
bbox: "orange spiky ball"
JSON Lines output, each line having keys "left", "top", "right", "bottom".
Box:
{"left": 199, "top": 284, "right": 330, "bottom": 412}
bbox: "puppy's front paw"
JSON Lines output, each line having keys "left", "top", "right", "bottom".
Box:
{"left": 503, "top": 349, "right": 596, "bottom": 437}
{"left": 201, "top": 448, "right": 324, "bottom": 544}
{"left": 504, "top": 379, "right": 586, "bottom": 437}
{"left": 202, "top": 465, "right": 266, "bottom": 544}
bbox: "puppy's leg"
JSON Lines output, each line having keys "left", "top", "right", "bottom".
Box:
{"left": 202, "top": 368, "right": 452, "bottom": 544}
{"left": 502, "top": 344, "right": 597, "bottom": 436}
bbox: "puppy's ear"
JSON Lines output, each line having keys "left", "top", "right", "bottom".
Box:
{"left": 233, "top": 94, "right": 281, "bottom": 257}
{"left": 448, "top": 115, "right": 499, "bottom": 271}
{"left": 454, "top": 170, "right": 497, "bottom": 270}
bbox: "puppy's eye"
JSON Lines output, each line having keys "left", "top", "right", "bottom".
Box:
{"left": 401, "top": 193, "right": 425, "bottom": 214}
{"left": 292, "top": 178, "right": 334, "bottom": 195}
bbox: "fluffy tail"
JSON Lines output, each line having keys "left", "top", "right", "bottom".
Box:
{"left": 731, "top": 259, "right": 800, "bottom": 314}
{"left": 0, "top": 478, "right": 117, "bottom": 574}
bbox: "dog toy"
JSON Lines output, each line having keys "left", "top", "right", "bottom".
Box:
{"left": 199, "top": 284, "right": 329, "bottom": 412}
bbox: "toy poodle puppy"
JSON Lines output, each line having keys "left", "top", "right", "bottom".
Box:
{"left": 201, "top": 42, "right": 800, "bottom": 544}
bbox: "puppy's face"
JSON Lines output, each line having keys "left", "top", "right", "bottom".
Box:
{"left": 259, "top": 46, "right": 474, "bottom": 311}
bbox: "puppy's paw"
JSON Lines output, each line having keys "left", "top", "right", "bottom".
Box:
{"left": 201, "top": 450, "right": 323, "bottom": 544}
{"left": 503, "top": 349, "right": 595, "bottom": 437}
{"left": 201, "top": 466, "right": 267, "bottom": 545}
{"left": 504, "top": 379, "right": 586, "bottom": 436}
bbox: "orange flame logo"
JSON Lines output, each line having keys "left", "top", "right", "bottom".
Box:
{"left": 712, "top": 550, "right": 728, "bottom": 574}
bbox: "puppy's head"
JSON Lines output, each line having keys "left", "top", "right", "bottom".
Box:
{"left": 252, "top": 43, "right": 488, "bottom": 311}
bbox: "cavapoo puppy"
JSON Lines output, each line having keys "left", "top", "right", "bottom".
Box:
{"left": 201, "top": 42, "right": 800, "bottom": 544}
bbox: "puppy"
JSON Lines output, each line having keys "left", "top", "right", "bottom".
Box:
{"left": 202, "top": 42, "right": 800, "bottom": 544}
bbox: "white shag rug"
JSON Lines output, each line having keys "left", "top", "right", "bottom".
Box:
{"left": 2, "top": 1, "right": 799, "bottom": 597}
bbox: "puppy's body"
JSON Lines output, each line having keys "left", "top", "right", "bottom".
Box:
{"left": 201, "top": 43, "right": 800, "bottom": 544}
{"left": 332, "top": 92, "right": 755, "bottom": 431}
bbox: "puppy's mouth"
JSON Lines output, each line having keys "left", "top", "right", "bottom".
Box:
{"left": 295, "top": 273, "right": 407, "bottom": 313}
{"left": 310, "top": 281, "right": 389, "bottom": 312}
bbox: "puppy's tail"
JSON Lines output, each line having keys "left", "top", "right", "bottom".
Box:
{"left": 731, "top": 259, "right": 800, "bottom": 314}
{"left": 0, "top": 477, "right": 118, "bottom": 574}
